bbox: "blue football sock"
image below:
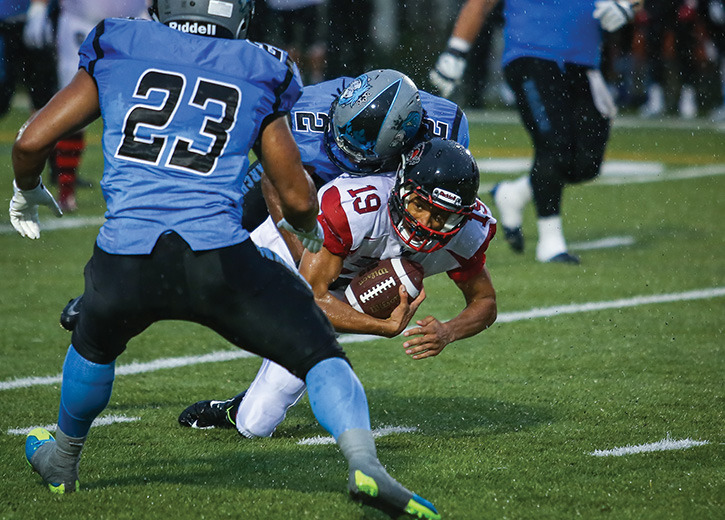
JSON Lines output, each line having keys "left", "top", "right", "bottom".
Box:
{"left": 305, "top": 357, "right": 370, "bottom": 440}
{"left": 57, "top": 345, "right": 115, "bottom": 438}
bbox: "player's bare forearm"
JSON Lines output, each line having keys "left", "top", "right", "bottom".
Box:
{"left": 402, "top": 266, "right": 496, "bottom": 358}
{"left": 300, "top": 248, "right": 415, "bottom": 337}
{"left": 259, "top": 117, "right": 319, "bottom": 232}
{"left": 316, "top": 290, "right": 404, "bottom": 337}
{"left": 13, "top": 69, "right": 100, "bottom": 189}
{"left": 441, "top": 295, "right": 496, "bottom": 342}
{"left": 445, "top": 266, "right": 497, "bottom": 341}
{"left": 451, "top": 0, "right": 501, "bottom": 44}
{"left": 261, "top": 173, "right": 305, "bottom": 262}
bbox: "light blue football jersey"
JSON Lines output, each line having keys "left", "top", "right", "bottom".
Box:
{"left": 289, "top": 77, "right": 470, "bottom": 184}
{"left": 79, "top": 18, "right": 302, "bottom": 254}
{"left": 502, "top": 0, "right": 603, "bottom": 68}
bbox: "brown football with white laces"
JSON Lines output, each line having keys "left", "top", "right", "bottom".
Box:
{"left": 344, "top": 258, "right": 424, "bottom": 319}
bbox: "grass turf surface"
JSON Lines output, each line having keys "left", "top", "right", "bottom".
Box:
{"left": 0, "top": 107, "right": 723, "bottom": 519}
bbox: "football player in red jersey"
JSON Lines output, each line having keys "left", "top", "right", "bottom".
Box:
{"left": 179, "top": 138, "right": 498, "bottom": 440}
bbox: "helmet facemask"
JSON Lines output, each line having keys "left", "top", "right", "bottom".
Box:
{"left": 389, "top": 154, "right": 473, "bottom": 253}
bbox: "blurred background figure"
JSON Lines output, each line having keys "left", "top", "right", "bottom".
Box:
{"left": 459, "top": 2, "right": 514, "bottom": 108}
{"left": 700, "top": 0, "right": 725, "bottom": 120}
{"left": 639, "top": 0, "right": 701, "bottom": 119}
{"left": 32, "top": 0, "right": 150, "bottom": 212}
{"left": 326, "top": 0, "right": 374, "bottom": 78}
{"left": 1, "top": 1, "right": 57, "bottom": 122}
{"left": 260, "top": 0, "right": 327, "bottom": 84}
{"left": 428, "top": 0, "right": 639, "bottom": 264}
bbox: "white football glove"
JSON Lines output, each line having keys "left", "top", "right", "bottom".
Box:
{"left": 593, "top": 0, "right": 634, "bottom": 32}
{"left": 9, "top": 180, "right": 63, "bottom": 239}
{"left": 429, "top": 50, "right": 468, "bottom": 99}
{"left": 23, "top": 1, "right": 53, "bottom": 49}
{"left": 277, "top": 218, "right": 324, "bottom": 253}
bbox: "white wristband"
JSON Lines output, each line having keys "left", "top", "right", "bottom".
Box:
{"left": 447, "top": 37, "right": 471, "bottom": 54}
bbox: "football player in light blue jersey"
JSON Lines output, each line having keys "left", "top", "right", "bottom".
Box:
{"left": 241, "top": 68, "right": 470, "bottom": 263}
{"left": 430, "top": 0, "right": 641, "bottom": 264}
{"left": 10, "top": 1, "right": 440, "bottom": 517}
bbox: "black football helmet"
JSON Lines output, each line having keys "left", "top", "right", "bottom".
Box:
{"left": 389, "top": 138, "right": 479, "bottom": 253}
{"left": 324, "top": 69, "right": 423, "bottom": 175}
{"left": 150, "top": 0, "right": 254, "bottom": 39}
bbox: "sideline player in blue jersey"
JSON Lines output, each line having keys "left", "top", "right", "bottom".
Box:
{"left": 9, "top": 1, "right": 441, "bottom": 517}
{"left": 430, "top": 0, "right": 641, "bottom": 264}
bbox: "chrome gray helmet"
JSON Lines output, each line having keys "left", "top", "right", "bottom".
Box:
{"left": 324, "top": 69, "right": 423, "bottom": 174}
{"left": 150, "top": 0, "right": 254, "bottom": 39}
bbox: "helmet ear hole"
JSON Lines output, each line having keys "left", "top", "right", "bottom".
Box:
{"left": 325, "top": 69, "right": 422, "bottom": 175}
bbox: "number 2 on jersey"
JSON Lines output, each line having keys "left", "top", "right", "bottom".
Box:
{"left": 116, "top": 69, "right": 240, "bottom": 175}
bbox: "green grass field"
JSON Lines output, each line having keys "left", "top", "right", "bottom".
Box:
{"left": 0, "top": 106, "right": 723, "bottom": 519}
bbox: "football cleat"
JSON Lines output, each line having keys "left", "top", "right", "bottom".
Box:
{"left": 544, "top": 252, "right": 580, "bottom": 265}
{"left": 60, "top": 295, "right": 83, "bottom": 331}
{"left": 25, "top": 428, "right": 80, "bottom": 494}
{"left": 502, "top": 225, "right": 524, "bottom": 253}
{"left": 178, "top": 391, "right": 247, "bottom": 429}
{"left": 349, "top": 469, "right": 441, "bottom": 520}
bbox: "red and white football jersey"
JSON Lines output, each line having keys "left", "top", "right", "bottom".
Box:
{"left": 318, "top": 174, "right": 497, "bottom": 285}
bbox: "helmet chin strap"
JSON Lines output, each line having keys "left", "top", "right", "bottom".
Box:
{"left": 148, "top": 0, "right": 159, "bottom": 21}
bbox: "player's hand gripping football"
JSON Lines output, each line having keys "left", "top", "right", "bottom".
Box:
{"left": 277, "top": 218, "right": 324, "bottom": 253}
{"left": 384, "top": 285, "right": 426, "bottom": 338}
{"left": 402, "top": 315, "right": 455, "bottom": 360}
{"left": 9, "top": 180, "right": 63, "bottom": 239}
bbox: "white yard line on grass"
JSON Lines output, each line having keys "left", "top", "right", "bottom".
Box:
{"left": 590, "top": 435, "right": 710, "bottom": 457}
{"left": 569, "top": 235, "right": 635, "bottom": 251}
{"left": 496, "top": 287, "right": 725, "bottom": 324}
{"left": 297, "top": 425, "right": 418, "bottom": 445}
{"left": 0, "top": 349, "right": 257, "bottom": 391}
{"left": 7, "top": 414, "right": 139, "bottom": 436}
{"left": 0, "top": 216, "right": 104, "bottom": 234}
{"left": 2, "top": 286, "right": 723, "bottom": 393}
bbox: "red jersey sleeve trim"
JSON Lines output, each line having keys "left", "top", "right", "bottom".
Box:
{"left": 319, "top": 186, "right": 353, "bottom": 256}
{"left": 447, "top": 222, "right": 497, "bottom": 283}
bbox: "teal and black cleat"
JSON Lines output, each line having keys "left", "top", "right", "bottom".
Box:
{"left": 25, "top": 427, "right": 80, "bottom": 494}
{"left": 349, "top": 469, "right": 441, "bottom": 520}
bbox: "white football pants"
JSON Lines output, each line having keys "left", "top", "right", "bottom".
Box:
{"left": 236, "top": 217, "right": 311, "bottom": 437}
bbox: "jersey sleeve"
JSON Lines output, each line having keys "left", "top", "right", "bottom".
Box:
{"left": 246, "top": 42, "right": 303, "bottom": 126}
{"left": 318, "top": 185, "right": 354, "bottom": 257}
{"left": 78, "top": 21, "right": 106, "bottom": 77}
{"left": 271, "top": 53, "right": 303, "bottom": 114}
{"left": 455, "top": 109, "right": 470, "bottom": 148}
{"left": 446, "top": 202, "right": 497, "bottom": 283}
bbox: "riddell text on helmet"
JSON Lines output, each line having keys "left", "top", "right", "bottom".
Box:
{"left": 167, "top": 21, "right": 217, "bottom": 36}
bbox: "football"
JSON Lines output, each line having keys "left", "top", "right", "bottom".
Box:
{"left": 344, "top": 258, "right": 424, "bottom": 319}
